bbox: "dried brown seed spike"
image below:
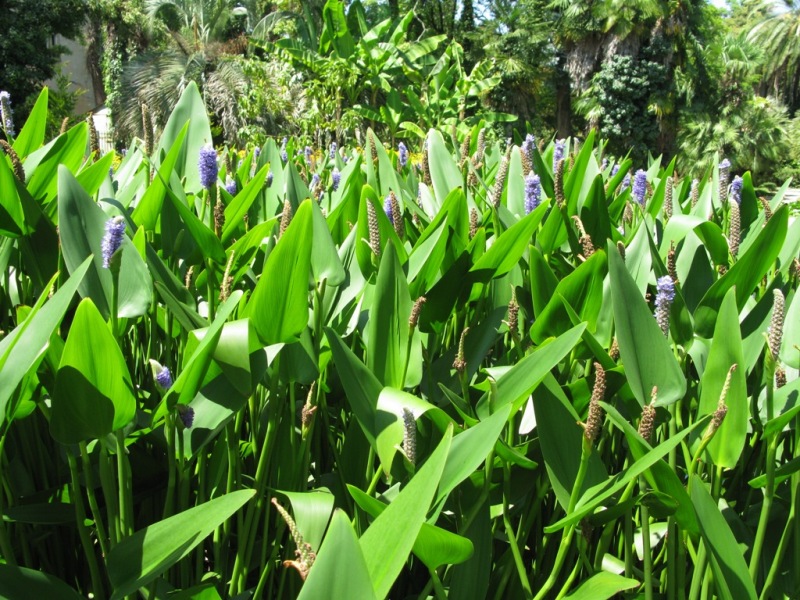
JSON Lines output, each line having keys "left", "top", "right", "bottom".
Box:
{"left": 638, "top": 400, "right": 657, "bottom": 442}
{"left": 584, "top": 362, "right": 606, "bottom": 443}
{"left": 469, "top": 208, "right": 479, "bottom": 239}
{"left": 554, "top": 159, "right": 565, "bottom": 206}
{"left": 667, "top": 241, "right": 679, "bottom": 284}
{"left": 664, "top": 176, "right": 673, "bottom": 220}
{"left": 279, "top": 199, "right": 293, "bottom": 238}
{"left": 409, "top": 296, "right": 426, "bottom": 329}
{"left": 0, "top": 139, "right": 24, "bottom": 181}
{"left": 367, "top": 199, "right": 381, "bottom": 257}
{"left": 453, "top": 327, "right": 470, "bottom": 374}
{"left": 729, "top": 201, "right": 741, "bottom": 258}
{"left": 769, "top": 289, "right": 785, "bottom": 362}
{"left": 402, "top": 408, "right": 416, "bottom": 465}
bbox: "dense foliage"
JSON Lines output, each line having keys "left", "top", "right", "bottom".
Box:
{"left": 1, "top": 82, "right": 800, "bottom": 600}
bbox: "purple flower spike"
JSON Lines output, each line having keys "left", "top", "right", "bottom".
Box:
{"left": 177, "top": 404, "right": 194, "bottom": 429}
{"left": 730, "top": 176, "right": 743, "bottom": 205}
{"left": 254, "top": 146, "right": 261, "bottom": 159}
{"left": 155, "top": 366, "right": 173, "bottom": 389}
{"left": 611, "top": 164, "right": 620, "bottom": 177}
{"left": 654, "top": 275, "right": 675, "bottom": 335}
{"left": 621, "top": 172, "right": 631, "bottom": 191}
{"left": 329, "top": 141, "right": 337, "bottom": 160}
{"left": 332, "top": 167, "right": 341, "bottom": 191}
{"left": 553, "top": 139, "right": 565, "bottom": 172}
{"left": 198, "top": 145, "right": 218, "bottom": 190}
{"left": 101, "top": 216, "right": 126, "bottom": 268}
{"left": 398, "top": 142, "right": 408, "bottom": 168}
{"left": 304, "top": 145, "right": 312, "bottom": 165}
{"left": 0, "top": 91, "right": 15, "bottom": 138}
{"left": 266, "top": 170, "right": 273, "bottom": 187}
{"left": 524, "top": 173, "right": 541, "bottom": 215}
{"left": 384, "top": 195, "right": 394, "bottom": 224}
{"left": 311, "top": 173, "right": 320, "bottom": 190}
{"left": 280, "top": 137, "right": 288, "bottom": 163}
{"left": 225, "top": 178, "right": 237, "bottom": 196}
{"left": 522, "top": 134, "right": 536, "bottom": 163}
{"left": 632, "top": 169, "right": 647, "bottom": 206}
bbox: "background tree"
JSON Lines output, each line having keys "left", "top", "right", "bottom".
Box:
{"left": 0, "top": 0, "right": 88, "bottom": 121}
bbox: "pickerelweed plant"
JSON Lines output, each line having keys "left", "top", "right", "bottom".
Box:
{"left": 1, "top": 82, "right": 800, "bottom": 600}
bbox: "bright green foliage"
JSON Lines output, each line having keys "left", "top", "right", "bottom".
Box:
{"left": 1, "top": 83, "right": 800, "bottom": 600}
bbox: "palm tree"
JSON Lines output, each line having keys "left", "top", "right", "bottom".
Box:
{"left": 748, "top": 0, "right": 800, "bottom": 112}
{"left": 116, "top": 0, "right": 255, "bottom": 144}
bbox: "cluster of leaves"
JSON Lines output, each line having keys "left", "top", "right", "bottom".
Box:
{"left": 2, "top": 83, "right": 800, "bottom": 600}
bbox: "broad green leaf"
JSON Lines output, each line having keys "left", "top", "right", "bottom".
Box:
{"left": 470, "top": 199, "right": 549, "bottom": 280}
{"left": 0, "top": 151, "right": 31, "bottom": 236}
{"left": 533, "top": 374, "right": 609, "bottom": 511}
{"left": 349, "top": 485, "right": 473, "bottom": 570}
{"left": 427, "top": 129, "right": 462, "bottom": 207}
{"left": 76, "top": 152, "right": 115, "bottom": 198}
{"left": 107, "top": 490, "right": 255, "bottom": 600}
{"left": 325, "top": 327, "right": 382, "bottom": 446}
{"left": 298, "top": 510, "right": 376, "bottom": 600}
{"left": 245, "top": 199, "right": 313, "bottom": 345}
{"left": 436, "top": 406, "right": 511, "bottom": 504}
{"left": 277, "top": 489, "right": 335, "bottom": 552}
{"left": 154, "top": 81, "right": 213, "bottom": 194}
{"left": 0, "top": 564, "right": 83, "bottom": 600}
{"left": 564, "top": 572, "right": 639, "bottom": 600}
{"left": 545, "top": 418, "right": 705, "bottom": 533}
{"left": 360, "top": 427, "right": 453, "bottom": 600}
{"left": 51, "top": 298, "right": 136, "bottom": 443}
{"left": 697, "top": 287, "right": 747, "bottom": 467}
{"left": 690, "top": 476, "right": 757, "bottom": 600}
{"left": 58, "top": 166, "right": 152, "bottom": 319}
{"left": 12, "top": 87, "right": 48, "bottom": 159}
{"left": 530, "top": 251, "right": 606, "bottom": 342}
{"left": 366, "top": 240, "right": 416, "bottom": 388}
{"left": 602, "top": 402, "right": 698, "bottom": 534}
{"left": 486, "top": 322, "right": 586, "bottom": 414}
{"left": 132, "top": 123, "right": 189, "bottom": 231}
{"left": 694, "top": 206, "right": 788, "bottom": 337}
{"left": 608, "top": 240, "right": 685, "bottom": 406}
{"left": 161, "top": 176, "right": 226, "bottom": 265}
{"left": 26, "top": 122, "right": 88, "bottom": 207}
{"left": 781, "top": 289, "right": 800, "bottom": 369}
{"left": 309, "top": 196, "right": 346, "bottom": 286}
{"left": 0, "top": 258, "right": 89, "bottom": 425}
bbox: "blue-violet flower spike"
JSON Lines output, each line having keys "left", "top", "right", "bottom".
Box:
{"left": 398, "top": 142, "right": 408, "bottom": 169}
{"left": 524, "top": 173, "right": 541, "bottom": 215}
{"left": 384, "top": 195, "right": 394, "bottom": 224}
{"left": 654, "top": 275, "right": 676, "bottom": 336}
{"left": 198, "top": 145, "right": 218, "bottom": 190}
{"left": 225, "top": 178, "right": 237, "bottom": 196}
{"left": 332, "top": 167, "right": 340, "bottom": 191}
{"left": 632, "top": 169, "right": 647, "bottom": 206}
{"left": 0, "top": 91, "right": 15, "bottom": 138}
{"left": 730, "top": 175, "right": 743, "bottom": 205}
{"left": 101, "top": 216, "right": 126, "bottom": 268}
{"left": 155, "top": 366, "right": 173, "bottom": 389}
{"left": 177, "top": 404, "right": 194, "bottom": 428}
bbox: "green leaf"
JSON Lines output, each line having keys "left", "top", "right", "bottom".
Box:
{"left": 309, "top": 197, "right": 346, "bottom": 286}
{"left": 50, "top": 298, "right": 136, "bottom": 443}
{"left": 489, "top": 323, "right": 586, "bottom": 413}
{"left": 348, "top": 485, "right": 473, "bottom": 570}
{"left": 0, "top": 259, "right": 90, "bottom": 425}
{"left": 161, "top": 176, "right": 226, "bottom": 265}
{"left": 360, "top": 427, "right": 453, "bottom": 600}
{"left": 533, "top": 374, "right": 609, "bottom": 511}
{"left": 325, "top": 327, "right": 382, "bottom": 447}
{"left": 690, "top": 476, "right": 757, "bottom": 600}
{"left": 564, "top": 572, "right": 639, "bottom": 600}
{"left": 469, "top": 199, "right": 548, "bottom": 280}
{"left": 530, "top": 251, "right": 606, "bottom": 342}
{"left": 245, "top": 199, "right": 313, "bottom": 345}
{"left": 0, "top": 564, "right": 83, "bottom": 600}
{"left": 427, "top": 129, "right": 462, "bottom": 207}
{"left": 12, "top": 87, "right": 48, "bottom": 159}
{"left": 276, "top": 489, "right": 335, "bottom": 552}
{"left": 58, "top": 166, "right": 152, "bottom": 319}
{"left": 298, "top": 510, "right": 377, "bottom": 600}
{"left": 107, "top": 490, "right": 255, "bottom": 600}
{"left": 694, "top": 206, "right": 788, "bottom": 337}
{"left": 697, "top": 287, "right": 747, "bottom": 467}
{"left": 546, "top": 418, "right": 705, "bottom": 533}
{"left": 436, "top": 406, "right": 511, "bottom": 504}
{"left": 608, "top": 239, "right": 685, "bottom": 406}
{"left": 154, "top": 81, "right": 213, "bottom": 194}
{"left": 132, "top": 123, "right": 189, "bottom": 231}
{"left": 367, "top": 240, "right": 415, "bottom": 387}
{"left": 26, "top": 122, "right": 87, "bottom": 207}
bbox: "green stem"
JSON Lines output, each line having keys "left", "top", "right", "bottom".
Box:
{"left": 0, "top": 434, "right": 16, "bottom": 565}
{"left": 429, "top": 567, "right": 448, "bottom": 599}
{"left": 503, "top": 459, "right": 533, "bottom": 599}
{"left": 533, "top": 437, "right": 593, "bottom": 600}
{"left": 639, "top": 476, "right": 654, "bottom": 600}
{"left": 115, "top": 429, "right": 132, "bottom": 538}
{"left": 688, "top": 543, "right": 708, "bottom": 600}
{"left": 67, "top": 450, "right": 106, "bottom": 599}
{"left": 79, "top": 442, "right": 110, "bottom": 558}
{"left": 749, "top": 435, "right": 778, "bottom": 582}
